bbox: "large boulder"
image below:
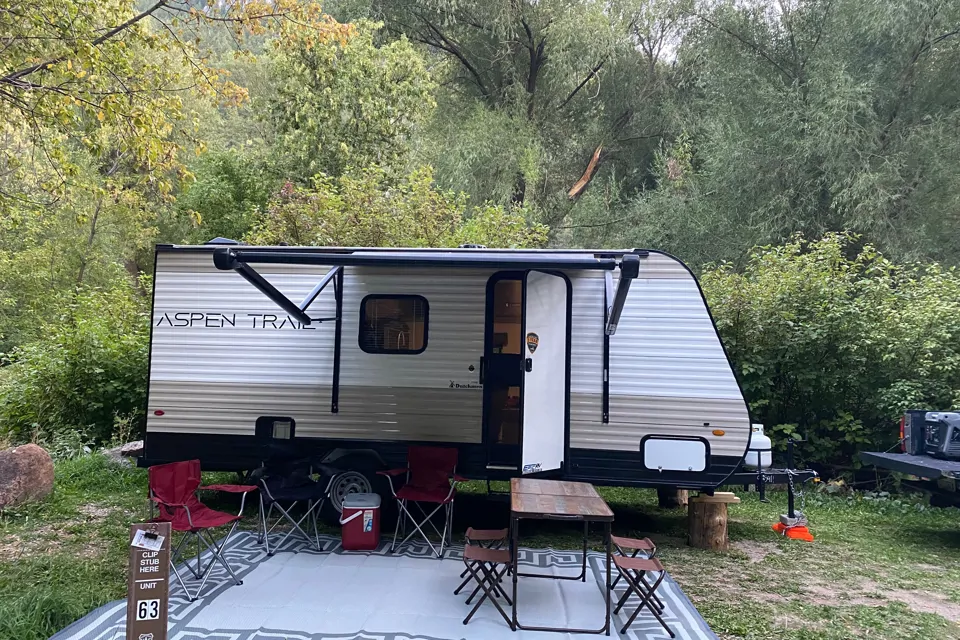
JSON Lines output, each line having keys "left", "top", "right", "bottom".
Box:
{"left": 0, "top": 444, "right": 55, "bottom": 510}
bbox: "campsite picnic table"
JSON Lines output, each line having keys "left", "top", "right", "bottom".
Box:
{"left": 509, "top": 478, "right": 614, "bottom": 635}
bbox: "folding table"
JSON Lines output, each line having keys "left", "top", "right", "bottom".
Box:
{"left": 509, "top": 478, "right": 613, "bottom": 635}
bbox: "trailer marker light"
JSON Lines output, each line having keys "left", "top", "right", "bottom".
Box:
{"left": 154, "top": 410, "right": 165, "bottom": 416}
{"left": 712, "top": 429, "right": 725, "bottom": 436}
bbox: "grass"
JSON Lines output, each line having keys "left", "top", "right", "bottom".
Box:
{"left": 2, "top": 457, "right": 960, "bottom": 640}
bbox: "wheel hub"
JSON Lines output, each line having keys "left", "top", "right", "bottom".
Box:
{"left": 330, "top": 471, "right": 373, "bottom": 512}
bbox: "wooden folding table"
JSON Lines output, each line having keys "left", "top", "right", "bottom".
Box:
{"left": 509, "top": 477, "right": 614, "bottom": 635}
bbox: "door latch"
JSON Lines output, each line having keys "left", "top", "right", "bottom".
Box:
{"left": 524, "top": 358, "right": 533, "bottom": 372}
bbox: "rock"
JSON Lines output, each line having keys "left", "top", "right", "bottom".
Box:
{"left": 120, "top": 440, "right": 143, "bottom": 458}
{"left": 0, "top": 444, "right": 55, "bottom": 510}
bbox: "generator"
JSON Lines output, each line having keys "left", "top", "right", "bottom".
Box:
{"left": 922, "top": 412, "right": 960, "bottom": 460}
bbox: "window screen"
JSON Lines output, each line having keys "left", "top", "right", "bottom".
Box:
{"left": 359, "top": 295, "right": 428, "bottom": 354}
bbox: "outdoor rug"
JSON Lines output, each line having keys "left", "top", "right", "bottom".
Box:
{"left": 50, "top": 532, "right": 716, "bottom": 640}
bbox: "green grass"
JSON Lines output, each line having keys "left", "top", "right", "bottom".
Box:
{"left": 2, "top": 459, "right": 960, "bottom": 640}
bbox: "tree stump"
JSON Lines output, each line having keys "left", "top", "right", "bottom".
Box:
{"left": 688, "top": 492, "right": 740, "bottom": 550}
{"left": 657, "top": 487, "right": 689, "bottom": 509}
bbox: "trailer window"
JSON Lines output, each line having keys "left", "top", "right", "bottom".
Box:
{"left": 359, "top": 295, "right": 428, "bottom": 354}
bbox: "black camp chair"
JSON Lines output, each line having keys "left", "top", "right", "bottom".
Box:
{"left": 252, "top": 458, "right": 340, "bottom": 554}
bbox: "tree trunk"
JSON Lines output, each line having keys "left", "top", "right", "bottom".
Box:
{"left": 688, "top": 492, "right": 740, "bottom": 550}
{"left": 657, "top": 487, "right": 688, "bottom": 509}
{"left": 688, "top": 501, "right": 728, "bottom": 550}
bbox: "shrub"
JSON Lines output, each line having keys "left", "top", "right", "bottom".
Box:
{"left": 0, "top": 278, "right": 150, "bottom": 445}
{"left": 701, "top": 233, "right": 960, "bottom": 467}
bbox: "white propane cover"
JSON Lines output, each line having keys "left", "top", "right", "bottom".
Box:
{"left": 744, "top": 423, "right": 773, "bottom": 469}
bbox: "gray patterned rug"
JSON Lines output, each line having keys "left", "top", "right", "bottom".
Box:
{"left": 50, "top": 532, "right": 716, "bottom": 640}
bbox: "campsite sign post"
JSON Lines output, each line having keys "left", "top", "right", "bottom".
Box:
{"left": 126, "top": 522, "right": 170, "bottom": 640}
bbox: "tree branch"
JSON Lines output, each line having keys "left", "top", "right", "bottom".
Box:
{"left": 697, "top": 13, "right": 795, "bottom": 82}
{"left": 1, "top": 0, "right": 171, "bottom": 85}
{"left": 414, "top": 16, "right": 492, "bottom": 101}
{"left": 559, "top": 58, "right": 606, "bottom": 110}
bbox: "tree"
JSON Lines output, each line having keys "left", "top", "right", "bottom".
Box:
{"left": 701, "top": 233, "right": 960, "bottom": 466}
{"left": 613, "top": 0, "right": 960, "bottom": 265}
{"left": 245, "top": 164, "right": 548, "bottom": 248}
{"left": 266, "top": 20, "right": 436, "bottom": 181}
{"left": 339, "top": 0, "right": 690, "bottom": 228}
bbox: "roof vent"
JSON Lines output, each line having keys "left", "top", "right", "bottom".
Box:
{"left": 459, "top": 243, "right": 487, "bottom": 249}
{"left": 206, "top": 237, "right": 241, "bottom": 245}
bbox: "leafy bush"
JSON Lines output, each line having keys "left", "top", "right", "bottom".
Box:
{"left": 0, "top": 279, "right": 150, "bottom": 445}
{"left": 701, "top": 233, "right": 960, "bottom": 467}
{"left": 246, "top": 164, "right": 548, "bottom": 248}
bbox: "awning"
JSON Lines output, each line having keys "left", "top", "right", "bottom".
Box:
{"left": 213, "top": 248, "right": 619, "bottom": 271}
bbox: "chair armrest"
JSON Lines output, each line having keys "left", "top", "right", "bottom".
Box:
{"left": 377, "top": 468, "right": 408, "bottom": 477}
{"left": 200, "top": 484, "right": 258, "bottom": 494}
{"left": 149, "top": 496, "right": 188, "bottom": 507}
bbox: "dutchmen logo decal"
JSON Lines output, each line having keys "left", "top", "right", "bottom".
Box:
{"left": 526, "top": 332, "right": 539, "bottom": 353}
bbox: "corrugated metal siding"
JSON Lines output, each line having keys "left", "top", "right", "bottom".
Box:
{"left": 148, "top": 380, "right": 480, "bottom": 442}
{"left": 148, "top": 253, "right": 484, "bottom": 442}
{"left": 568, "top": 258, "right": 750, "bottom": 457}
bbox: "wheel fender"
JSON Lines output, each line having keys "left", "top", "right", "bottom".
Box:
{"left": 320, "top": 448, "right": 386, "bottom": 470}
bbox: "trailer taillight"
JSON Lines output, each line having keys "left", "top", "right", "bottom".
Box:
{"left": 899, "top": 415, "right": 906, "bottom": 452}
{"left": 154, "top": 410, "right": 165, "bottom": 416}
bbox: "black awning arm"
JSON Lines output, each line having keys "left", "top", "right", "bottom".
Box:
{"left": 213, "top": 248, "right": 342, "bottom": 326}
{"left": 601, "top": 254, "right": 641, "bottom": 424}
{"left": 605, "top": 253, "right": 640, "bottom": 336}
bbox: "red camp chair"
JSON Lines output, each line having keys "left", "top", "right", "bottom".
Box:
{"left": 379, "top": 446, "right": 464, "bottom": 558}
{"left": 148, "top": 460, "right": 256, "bottom": 601}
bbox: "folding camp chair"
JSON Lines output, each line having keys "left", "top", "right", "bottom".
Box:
{"left": 148, "top": 460, "right": 256, "bottom": 601}
{"left": 379, "top": 446, "right": 464, "bottom": 558}
{"left": 612, "top": 555, "right": 674, "bottom": 637}
{"left": 254, "top": 459, "right": 339, "bottom": 555}
{"left": 461, "top": 545, "right": 514, "bottom": 627}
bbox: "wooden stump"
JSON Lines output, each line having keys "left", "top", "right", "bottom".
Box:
{"left": 657, "top": 487, "right": 689, "bottom": 509}
{"left": 688, "top": 492, "right": 740, "bottom": 550}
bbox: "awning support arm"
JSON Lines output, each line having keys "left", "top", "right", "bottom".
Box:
{"left": 213, "top": 248, "right": 342, "bottom": 326}
{"left": 300, "top": 266, "right": 342, "bottom": 312}
{"left": 605, "top": 253, "right": 640, "bottom": 336}
{"left": 601, "top": 253, "right": 641, "bottom": 424}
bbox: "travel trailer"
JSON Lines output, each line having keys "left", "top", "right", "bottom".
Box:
{"left": 142, "top": 242, "right": 752, "bottom": 511}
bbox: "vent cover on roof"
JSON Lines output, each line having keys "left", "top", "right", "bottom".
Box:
{"left": 458, "top": 243, "right": 487, "bottom": 249}
{"left": 205, "top": 237, "right": 241, "bottom": 245}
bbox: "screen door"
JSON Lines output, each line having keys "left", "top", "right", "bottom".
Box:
{"left": 520, "top": 270, "right": 568, "bottom": 475}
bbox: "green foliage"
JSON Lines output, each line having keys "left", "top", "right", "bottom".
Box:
{"left": 701, "top": 233, "right": 960, "bottom": 466}
{"left": 166, "top": 150, "right": 275, "bottom": 244}
{"left": 246, "top": 165, "right": 548, "bottom": 248}
{"left": 267, "top": 20, "right": 436, "bottom": 180}
{"left": 611, "top": 0, "right": 960, "bottom": 264}
{"left": 0, "top": 280, "right": 150, "bottom": 445}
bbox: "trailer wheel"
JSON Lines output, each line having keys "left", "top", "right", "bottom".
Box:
{"left": 329, "top": 470, "right": 374, "bottom": 513}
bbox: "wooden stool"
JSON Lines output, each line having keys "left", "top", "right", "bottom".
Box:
{"left": 612, "top": 556, "right": 674, "bottom": 637}
{"left": 609, "top": 535, "right": 662, "bottom": 611}
{"left": 688, "top": 492, "right": 741, "bottom": 550}
{"left": 455, "top": 528, "right": 509, "bottom": 599}
{"left": 461, "top": 545, "right": 513, "bottom": 626}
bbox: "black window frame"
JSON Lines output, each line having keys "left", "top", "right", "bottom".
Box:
{"left": 358, "top": 294, "right": 429, "bottom": 355}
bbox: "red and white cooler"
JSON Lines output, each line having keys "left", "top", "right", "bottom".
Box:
{"left": 339, "top": 493, "right": 381, "bottom": 551}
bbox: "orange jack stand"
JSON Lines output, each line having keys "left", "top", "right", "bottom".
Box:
{"left": 772, "top": 522, "right": 814, "bottom": 542}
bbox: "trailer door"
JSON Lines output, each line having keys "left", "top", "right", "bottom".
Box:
{"left": 521, "top": 270, "right": 569, "bottom": 475}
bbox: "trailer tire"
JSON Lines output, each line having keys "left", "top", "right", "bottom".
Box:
{"left": 321, "top": 456, "right": 391, "bottom": 525}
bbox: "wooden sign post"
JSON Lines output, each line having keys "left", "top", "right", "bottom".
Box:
{"left": 126, "top": 522, "right": 171, "bottom": 640}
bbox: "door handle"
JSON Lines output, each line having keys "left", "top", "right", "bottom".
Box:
{"left": 479, "top": 356, "right": 485, "bottom": 383}
{"left": 524, "top": 358, "right": 533, "bottom": 372}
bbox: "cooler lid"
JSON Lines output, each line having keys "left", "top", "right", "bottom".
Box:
{"left": 342, "top": 493, "right": 381, "bottom": 509}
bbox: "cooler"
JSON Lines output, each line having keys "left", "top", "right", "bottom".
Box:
{"left": 340, "top": 493, "right": 381, "bottom": 551}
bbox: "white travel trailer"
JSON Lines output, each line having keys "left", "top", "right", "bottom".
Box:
{"left": 143, "top": 242, "right": 752, "bottom": 510}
